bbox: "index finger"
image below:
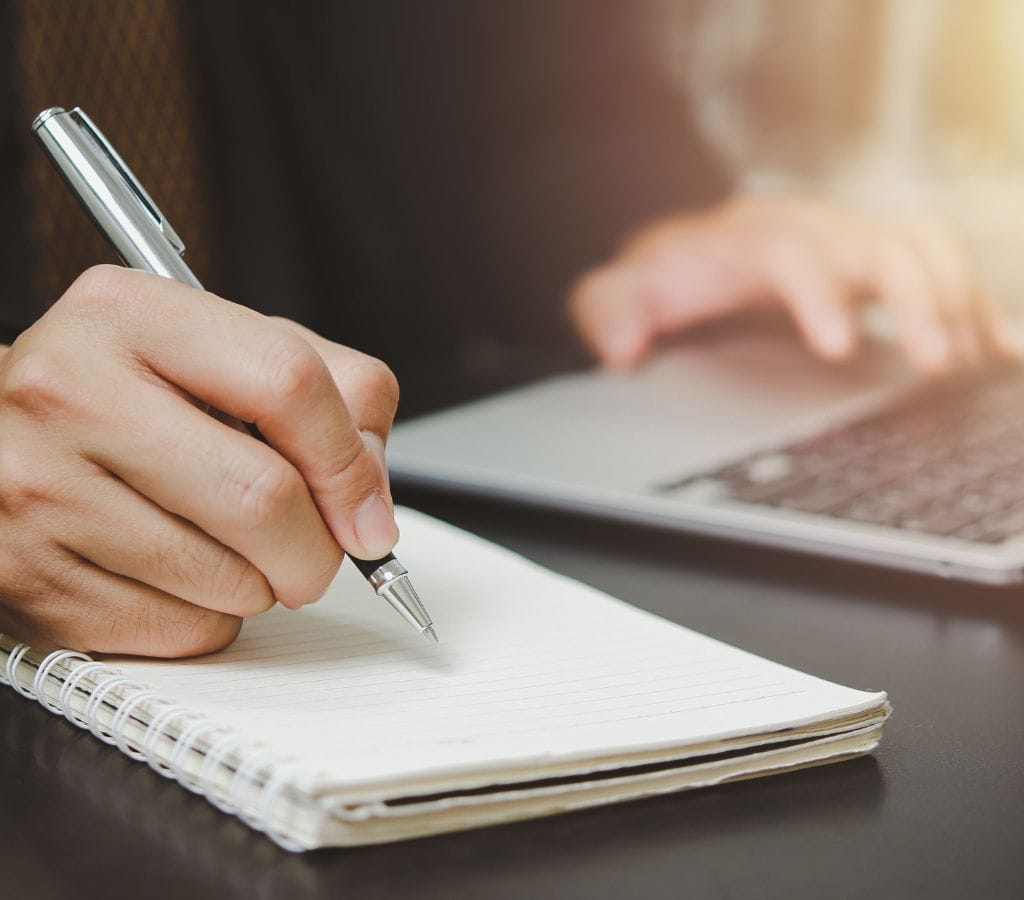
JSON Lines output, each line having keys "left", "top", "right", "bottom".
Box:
{"left": 269, "top": 317, "right": 401, "bottom": 443}
{"left": 95, "top": 268, "right": 400, "bottom": 560}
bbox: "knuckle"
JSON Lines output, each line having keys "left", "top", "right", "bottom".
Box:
{"left": 263, "top": 334, "right": 328, "bottom": 403}
{"left": 233, "top": 458, "right": 304, "bottom": 528}
{"left": 208, "top": 548, "right": 274, "bottom": 616}
{"left": 351, "top": 356, "right": 400, "bottom": 417}
{"left": 317, "top": 447, "right": 371, "bottom": 499}
{"left": 0, "top": 445, "right": 47, "bottom": 514}
{"left": 63, "top": 264, "right": 131, "bottom": 315}
{"left": 1, "top": 350, "right": 74, "bottom": 416}
{"left": 363, "top": 358, "right": 400, "bottom": 404}
{"left": 307, "top": 556, "right": 341, "bottom": 603}
{"left": 281, "top": 554, "right": 340, "bottom": 608}
{"left": 160, "top": 607, "right": 242, "bottom": 658}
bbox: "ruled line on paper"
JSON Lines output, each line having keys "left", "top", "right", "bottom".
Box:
{"left": 328, "top": 689, "right": 812, "bottom": 753}
{"left": 239, "top": 669, "right": 768, "bottom": 718}
{"left": 207, "top": 685, "right": 808, "bottom": 757}
{"left": 174, "top": 659, "right": 729, "bottom": 700}
{"left": 160, "top": 633, "right": 698, "bottom": 683}
{"left": 115, "top": 508, "right": 881, "bottom": 785}
{"left": 141, "top": 635, "right": 747, "bottom": 696}
{"left": 235, "top": 678, "right": 793, "bottom": 731}
{"left": 180, "top": 660, "right": 746, "bottom": 706}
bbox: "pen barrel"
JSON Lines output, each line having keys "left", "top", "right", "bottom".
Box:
{"left": 350, "top": 553, "right": 397, "bottom": 582}
{"left": 33, "top": 107, "right": 203, "bottom": 289}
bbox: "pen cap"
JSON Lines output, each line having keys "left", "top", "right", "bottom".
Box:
{"left": 32, "top": 107, "right": 202, "bottom": 289}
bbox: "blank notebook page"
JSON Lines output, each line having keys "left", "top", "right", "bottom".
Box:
{"left": 118, "top": 508, "right": 885, "bottom": 792}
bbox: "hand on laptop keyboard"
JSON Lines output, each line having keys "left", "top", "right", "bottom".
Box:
{"left": 569, "top": 193, "right": 1016, "bottom": 374}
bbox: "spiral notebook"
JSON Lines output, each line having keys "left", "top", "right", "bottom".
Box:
{"left": 0, "top": 508, "right": 890, "bottom": 850}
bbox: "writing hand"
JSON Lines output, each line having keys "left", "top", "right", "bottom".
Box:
{"left": 0, "top": 266, "right": 400, "bottom": 657}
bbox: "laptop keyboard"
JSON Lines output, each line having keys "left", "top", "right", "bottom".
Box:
{"left": 670, "top": 365, "right": 1024, "bottom": 544}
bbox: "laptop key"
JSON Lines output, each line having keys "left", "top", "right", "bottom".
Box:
{"left": 688, "top": 363, "right": 1024, "bottom": 544}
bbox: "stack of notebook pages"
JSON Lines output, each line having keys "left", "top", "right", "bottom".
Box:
{"left": 0, "top": 508, "right": 890, "bottom": 850}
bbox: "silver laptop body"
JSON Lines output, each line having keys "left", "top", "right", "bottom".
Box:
{"left": 388, "top": 326, "right": 1024, "bottom": 585}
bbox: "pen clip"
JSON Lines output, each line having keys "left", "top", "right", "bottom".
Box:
{"left": 70, "top": 107, "right": 187, "bottom": 256}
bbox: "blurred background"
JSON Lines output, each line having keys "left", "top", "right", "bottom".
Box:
{"left": 2, "top": 0, "right": 1024, "bottom": 410}
{"left": 678, "top": 0, "right": 1024, "bottom": 301}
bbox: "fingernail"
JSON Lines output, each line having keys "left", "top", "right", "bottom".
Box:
{"left": 354, "top": 491, "right": 399, "bottom": 558}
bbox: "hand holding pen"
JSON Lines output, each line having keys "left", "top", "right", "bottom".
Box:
{"left": 0, "top": 107, "right": 434, "bottom": 657}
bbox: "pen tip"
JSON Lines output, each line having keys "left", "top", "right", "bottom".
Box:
{"left": 423, "top": 626, "right": 438, "bottom": 643}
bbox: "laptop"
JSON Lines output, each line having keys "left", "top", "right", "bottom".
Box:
{"left": 387, "top": 320, "right": 1024, "bottom": 585}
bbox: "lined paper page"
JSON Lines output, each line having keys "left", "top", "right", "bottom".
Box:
{"left": 118, "top": 508, "right": 884, "bottom": 789}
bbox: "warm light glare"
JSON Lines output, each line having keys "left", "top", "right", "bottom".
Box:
{"left": 682, "top": 0, "right": 1024, "bottom": 305}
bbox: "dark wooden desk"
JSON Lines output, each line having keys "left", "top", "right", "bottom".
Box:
{"left": 3, "top": 488, "right": 1023, "bottom": 899}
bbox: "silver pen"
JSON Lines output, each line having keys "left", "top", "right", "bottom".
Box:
{"left": 31, "top": 106, "right": 436, "bottom": 643}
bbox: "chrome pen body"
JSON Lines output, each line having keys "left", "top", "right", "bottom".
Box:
{"left": 31, "top": 106, "right": 435, "bottom": 642}
{"left": 353, "top": 554, "right": 435, "bottom": 641}
{"left": 32, "top": 106, "right": 201, "bottom": 288}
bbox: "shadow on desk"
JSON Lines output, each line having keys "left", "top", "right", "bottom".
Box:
{"left": 2, "top": 695, "right": 883, "bottom": 900}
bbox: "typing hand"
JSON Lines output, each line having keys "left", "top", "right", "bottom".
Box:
{"left": 0, "top": 266, "right": 400, "bottom": 657}
{"left": 570, "top": 193, "right": 1015, "bottom": 373}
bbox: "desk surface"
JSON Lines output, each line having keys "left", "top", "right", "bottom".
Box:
{"left": 3, "top": 488, "right": 1023, "bottom": 900}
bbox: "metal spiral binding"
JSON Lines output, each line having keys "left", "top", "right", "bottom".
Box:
{"left": 110, "top": 689, "right": 161, "bottom": 760}
{"left": 142, "top": 703, "right": 196, "bottom": 775}
{"left": 85, "top": 674, "right": 136, "bottom": 742}
{"left": 171, "top": 719, "right": 230, "bottom": 792}
{"left": 4, "top": 643, "right": 33, "bottom": 697}
{"left": 60, "top": 662, "right": 118, "bottom": 727}
{"left": 34, "top": 649, "right": 91, "bottom": 711}
{"left": 0, "top": 635, "right": 310, "bottom": 849}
